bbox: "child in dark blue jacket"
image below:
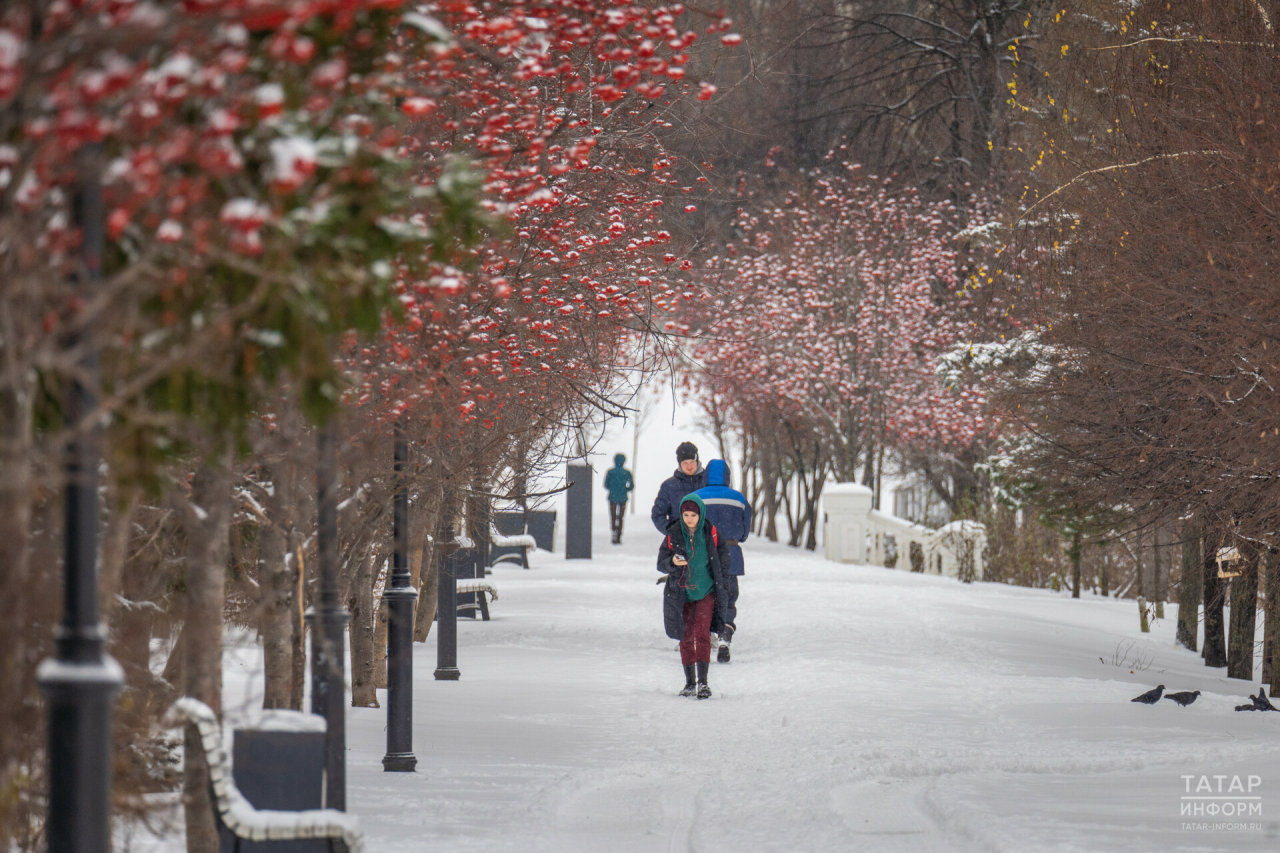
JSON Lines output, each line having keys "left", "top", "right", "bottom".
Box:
{"left": 695, "top": 459, "right": 751, "bottom": 662}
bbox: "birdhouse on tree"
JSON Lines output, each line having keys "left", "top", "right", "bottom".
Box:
{"left": 1216, "top": 546, "right": 1242, "bottom": 579}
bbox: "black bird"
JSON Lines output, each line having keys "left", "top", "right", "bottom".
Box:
{"left": 1131, "top": 685, "right": 1165, "bottom": 704}
{"left": 1164, "top": 690, "right": 1200, "bottom": 707}
{"left": 1234, "top": 689, "right": 1277, "bottom": 712}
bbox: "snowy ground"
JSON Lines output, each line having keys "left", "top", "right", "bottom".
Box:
{"left": 160, "top": 505, "right": 1280, "bottom": 853}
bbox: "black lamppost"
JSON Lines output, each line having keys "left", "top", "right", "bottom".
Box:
{"left": 310, "top": 424, "right": 348, "bottom": 808}
{"left": 434, "top": 491, "right": 460, "bottom": 680}
{"left": 382, "top": 425, "right": 417, "bottom": 771}
{"left": 36, "top": 146, "right": 124, "bottom": 853}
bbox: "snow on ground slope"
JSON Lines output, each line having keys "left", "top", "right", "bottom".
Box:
{"left": 195, "top": 511, "right": 1280, "bottom": 853}
{"left": 348, "top": 517, "right": 1280, "bottom": 853}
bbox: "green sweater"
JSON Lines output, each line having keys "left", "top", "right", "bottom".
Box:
{"left": 680, "top": 494, "right": 713, "bottom": 602}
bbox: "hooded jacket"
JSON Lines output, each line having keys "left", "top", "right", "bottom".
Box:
{"left": 603, "top": 454, "right": 634, "bottom": 504}
{"left": 695, "top": 459, "right": 751, "bottom": 576}
{"left": 655, "top": 493, "right": 731, "bottom": 640}
{"left": 650, "top": 463, "right": 707, "bottom": 534}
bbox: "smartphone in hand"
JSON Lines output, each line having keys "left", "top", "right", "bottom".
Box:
{"left": 672, "top": 555, "right": 687, "bottom": 566}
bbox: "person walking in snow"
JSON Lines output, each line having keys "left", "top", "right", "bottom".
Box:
{"left": 657, "top": 494, "right": 731, "bottom": 698}
{"left": 650, "top": 441, "right": 707, "bottom": 534}
{"left": 695, "top": 460, "right": 751, "bottom": 663}
{"left": 603, "top": 453, "right": 634, "bottom": 545}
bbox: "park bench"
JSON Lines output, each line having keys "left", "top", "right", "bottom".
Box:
{"left": 489, "top": 523, "right": 537, "bottom": 569}
{"left": 455, "top": 579, "right": 499, "bottom": 620}
{"left": 166, "top": 698, "right": 364, "bottom": 853}
{"left": 490, "top": 510, "right": 555, "bottom": 568}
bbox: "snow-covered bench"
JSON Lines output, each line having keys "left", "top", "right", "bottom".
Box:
{"left": 455, "top": 579, "right": 498, "bottom": 620}
{"left": 166, "top": 698, "right": 363, "bottom": 853}
{"left": 489, "top": 523, "right": 537, "bottom": 569}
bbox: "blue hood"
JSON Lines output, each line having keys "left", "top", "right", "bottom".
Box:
{"left": 706, "top": 459, "right": 729, "bottom": 487}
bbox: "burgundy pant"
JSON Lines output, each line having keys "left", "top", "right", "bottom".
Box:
{"left": 679, "top": 594, "right": 716, "bottom": 665}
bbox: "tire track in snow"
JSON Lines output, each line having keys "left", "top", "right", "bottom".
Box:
{"left": 662, "top": 784, "right": 698, "bottom": 853}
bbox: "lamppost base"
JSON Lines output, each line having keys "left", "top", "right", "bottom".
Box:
{"left": 382, "top": 752, "right": 418, "bottom": 772}
{"left": 433, "top": 667, "right": 460, "bottom": 681}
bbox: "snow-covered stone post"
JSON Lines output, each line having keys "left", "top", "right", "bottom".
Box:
{"left": 383, "top": 425, "right": 418, "bottom": 771}
{"left": 823, "top": 483, "right": 873, "bottom": 564}
{"left": 566, "top": 462, "right": 592, "bottom": 559}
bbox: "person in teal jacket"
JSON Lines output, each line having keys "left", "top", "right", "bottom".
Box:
{"left": 603, "top": 453, "right": 634, "bottom": 544}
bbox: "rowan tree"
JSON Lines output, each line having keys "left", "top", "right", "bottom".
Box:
{"left": 682, "top": 162, "right": 997, "bottom": 547}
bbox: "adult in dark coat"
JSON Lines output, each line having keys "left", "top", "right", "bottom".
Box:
{"left": 651, "top": 441, "right": 707, "bottom": 534}
{"left": 695, "top": 459, "right": 751, "bottom": 662}
{"left": 656, "top": 493, "right": 731, "bottom": 698}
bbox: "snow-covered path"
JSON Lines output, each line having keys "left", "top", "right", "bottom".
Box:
{"left": 301, "top": 523, "right": 1280, "bottom": 852}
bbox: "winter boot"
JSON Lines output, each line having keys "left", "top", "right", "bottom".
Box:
{"left": 717, "top": 623, "right": 733, "bottom": 663}
{"left": 679, "top": 665, "right": 697, "bottom": 697}
{"left": 695, "top": 661, "right": 711, "bottom": 699}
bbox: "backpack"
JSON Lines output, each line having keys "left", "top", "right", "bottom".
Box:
{"left": 666, "top": 523, "right": 718, "bottom": 554}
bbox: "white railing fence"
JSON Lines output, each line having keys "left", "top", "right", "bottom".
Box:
{"left": 822, "top": 483, "right": 985, "bottom": 582}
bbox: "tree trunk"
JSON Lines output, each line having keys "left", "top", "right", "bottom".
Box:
{"left": 414, "top": 499, "right": 444, "bottom": 642}
{"left": 408, "top": 486, "right": 436, "bottom": 589}
{"left": 1262, "top": 550, "right": 1277, "bottom": 689}
{"left": 762, "top": 473, "right": 778, "bottom": 542}
{"left": 374, "top": 595, "right": 389, "bottom": 690}
{"left": 98, "top": 485, "right": 142, "bottom": 624}
{"left": 1204, "top": 531, "right": 1228, "bottom": 668}
{"left": 0, "top": 374, "right": 34, "bottom": 734}
{"left": 259, "top": 519, "right": 293, "bottom": 708}
{"left": 116, "top": 525, "right": 162, "bottom": 700}
{"left": 290, "top": 551, "right": 307, "bottom": 711}
{"left": 1227, "top": 542, "right": 1259, "bottom": 681}
{"left": 260, "top": 462, "right": 297, "bottom": 708}
{"left": 467, "top": 475, "right": 492, "bottom": 570}
{"left": 370, "top": 549, "right": 387, "bottom": 688}
{"left": 803, "top": 467, "right": 824, "bottom": 552}
{"left": 1263, "top": 549, "right": 1280, "bottom": 694}
{"left": 1100, "top": 550, "right": 1111, "bottom": 598}
{"left": 1176, "top": 523, "right": 1201, "bottom": 652}
{"left": 415, "top": 554, "right": 440, "bottom": 642}
{"left": 1069, "top": 529, "right": 1081, "bottom": 599}
{"left": 1136, "top": 531, "right": 1152, "bottom": 604}
{"left": 783, "top": 472, "right": 801, "bottom": 547}
{"left": 178, "top": 458, "right": 232, "bottom": 853}
{"left": 349, "top": 548, "right": 379, "bottom": 707}
{"left": 161, "top": 622, "right": 187, "bottom": 688}
{"left": 1153, "top": 524, "right": 1168, "bottom": 619}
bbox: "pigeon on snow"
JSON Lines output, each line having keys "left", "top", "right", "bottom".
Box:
{"left": 1236, "top": 687, "right": 1278, "bottom": 712}
{"left": 1131, "top": 685, "right": 1164, "bottom": 704}
{"left": 1164, "top": 690, "right": 1200, "bottom": 707}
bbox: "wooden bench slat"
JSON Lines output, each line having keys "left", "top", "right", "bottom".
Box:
{"left": 167, "top": 698, "right": 364, "bottom": 853}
